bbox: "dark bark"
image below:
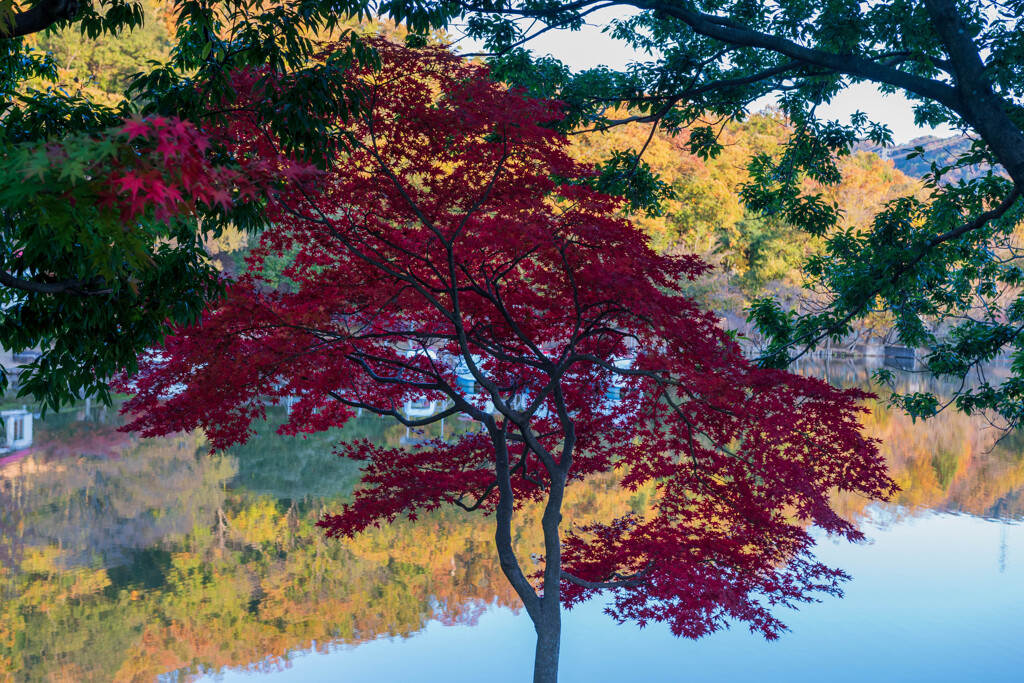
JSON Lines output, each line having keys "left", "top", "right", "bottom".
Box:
{"left": 491, "top": 425, "right": 543, "bottom": 623}
{"left": 0, "top": 270, "right": 112, "bottom": 296}
{"left": 922, "top": 0, "right": 1024, "bottom": 185}
{"left": 533, "top": 474, "right": 567, "bottom": 683}
{"left": 486, "top": 392, "right": 572, "bottom": 682}
{"left": 0, "top": 0, "right": 79, "bottom": 38}
{"left": 533, "top": 617, "right": 561, "bottom": 683}
{"left": 631, "top": 1, "right": 960, "bottom": 109}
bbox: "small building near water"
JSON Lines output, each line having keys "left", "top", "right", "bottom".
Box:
{"left": 0, "top": 407, "right": 33, "bottom": 453}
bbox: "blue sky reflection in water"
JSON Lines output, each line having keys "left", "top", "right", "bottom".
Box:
{"left": 191, "top": 512, "right": 1024, "bottom": 683}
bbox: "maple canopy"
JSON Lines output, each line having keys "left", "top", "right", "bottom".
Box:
{"left": 120, "top": 40, "right": 896, "bottom": 682}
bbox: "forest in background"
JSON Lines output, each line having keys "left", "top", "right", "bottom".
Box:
{"left": 22, "top": 9, "right": 992, "bottom": 343}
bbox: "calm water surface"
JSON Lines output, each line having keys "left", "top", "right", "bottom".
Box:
{"left": 1, "top": 361, "right": 1022, "bottom": 682}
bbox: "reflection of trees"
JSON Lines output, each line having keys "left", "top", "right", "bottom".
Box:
{"left": 128, "top": 480, "right": 636, "bottom": 681}
{"left": 832, "top": 394, "right": 1024, "bottom": 522}
{"left": 230, "top": 407, "right": 476, "bottom": 501}
{"left": 0, "top": 419, "right": 237, "bottom": 682}
{"left": 0, "top": 552, "right": 146, "bottom": 682}
{"left": 0, "top": 461, "right": 637, "bottom": 682}
{"left": 791, "top": 357, "right": 991, "bottom": 395}
{"left": 226, "top": 408, "right": 378, "bottom": 500}
{"left": 0, "top": 493, "right": 516, "bottom": 682}
{"left": 32, "top": 419, "right": 132, "bottom": 461}
{"left": 789, "top": 359, "right": 1024, "bottom": 522}
{"left": 0, "top": 430, "right": 235, "bottom": 570}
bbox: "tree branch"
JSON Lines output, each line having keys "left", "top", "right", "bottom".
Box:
{"left": 453, "top": 480, "right": 500, "bottom": 511}
{"left": 927, "top": 185, "right": 1023, "bottom": 247}
{"left": 560, "top": 561, "right": 654, "bottom": 590}
{"left": 327, "top": 391, "right": 464, "bottom": 427}
{"left": 576, "top": 60, "right": 804, "bottom": 133}
{"left": 0, "top": 0, "right": 79, "bottom": 38}
{"left": 0, "top": 270, "right": 112, "bottom": 296}
{"left": 627, "top": 1, "right": 960, "bottom": 109}
{"left": 490, "top": 421, "right": 544, "bottom": 621}
{"left": 921, "top": 0, "right": 1024, "bottom": 183}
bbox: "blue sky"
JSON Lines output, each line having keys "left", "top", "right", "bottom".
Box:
{"left": 453, "top": 8, "right": 955, "bottom": 145}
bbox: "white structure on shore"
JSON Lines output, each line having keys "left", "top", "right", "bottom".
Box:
{"left": 0, "top": 407, "right": 33, "bottom": 453}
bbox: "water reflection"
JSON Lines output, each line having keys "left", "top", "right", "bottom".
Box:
{"left": 0, "top": 366, "right": 1022, "bottom": 681}
{"left": 793, "top": 358, "right": 1024, "bottom": 521}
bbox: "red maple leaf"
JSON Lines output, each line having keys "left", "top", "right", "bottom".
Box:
{"left": 207, "top": 187, "right": 233, "bottom": 210}
{"left": 116, "top": 171, "right": 147, "bottom": 199}
{"left": 121, "top": 115, "right": 152, "bottom": 141}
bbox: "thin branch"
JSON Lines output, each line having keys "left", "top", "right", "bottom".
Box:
{"left": 629, "top": 1, "right": 960, "bottom": 109}
{"left": 456, "top": 2, "right": 615, "bottom": 59}
{"left": 327, "top": 391, "right": 463, "bottom": 427}
{"left": 560, "top": 561, "right": 654, "bottom": 589}
{"left": 452, "top": 480, "right": 500, "bottom": 511}
{"left": 927, "top": 185, "right": 1023, "bottom": 246}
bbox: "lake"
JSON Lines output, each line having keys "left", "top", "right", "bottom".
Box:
{"left": 1, "top": 360, "right": 1022, "bottom": 682}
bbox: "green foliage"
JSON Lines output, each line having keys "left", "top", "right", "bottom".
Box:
{"left": 721, "top": 212, "right": 806, "bottom": 294}
{"left": 583, "top": 148, "right": 674, "bottom": 218}
{"left": 0, "top": 0, "right": 389, "bottom": 409}
{"left": 0, "top": 124, "right": 227, "bottom": 410}
{"left": 687, "top": 125, "right": 723, "bottom": 161}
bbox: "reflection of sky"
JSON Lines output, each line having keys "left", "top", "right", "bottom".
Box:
{"left": 194, "top": 510, "right": 1024, "bottom": 682}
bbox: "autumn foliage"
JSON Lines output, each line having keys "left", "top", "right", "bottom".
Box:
{"left": 10, "top": 116, "right": 251, "bottom": 238}
{"left": 118, "top": 40, "right": 896, "bottom": 679}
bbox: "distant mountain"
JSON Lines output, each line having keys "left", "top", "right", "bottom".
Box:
{"left": 852, "top": 134, "right": 1001, "bottom": 183}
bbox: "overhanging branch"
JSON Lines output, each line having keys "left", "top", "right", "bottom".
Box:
{"left": 0, "top": 270, "right": 113, "bottom": 296}
{"left": 626, "top": 1, "right": 960, "bottom": 111}
{"left": 1, "top": 0, "right": 79, "bottom": 38}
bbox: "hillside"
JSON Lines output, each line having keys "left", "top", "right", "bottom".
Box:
{"left": 853, "top": 134, "right": 1000, "bottom": 183}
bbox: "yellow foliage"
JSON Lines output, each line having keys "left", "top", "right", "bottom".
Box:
{"left": 19, "top": 546, "right": 63, "bottom": 575}
{"left": 226, "top": 499, "right": 290, "bottom": 547}
{"left": 814, "top": 151, "right": 922, "bottom": 229}
{"left": 203, "top": 225, "right": 249, "bottom": 272}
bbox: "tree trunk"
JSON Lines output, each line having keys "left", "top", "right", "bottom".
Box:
{"left": 533, "top": 473, "right": 567, "bottom": 682}
{"left": 533, "top": 617, "right": 561, "bottom": 683}
{"left": 487, "top": 411, "right": 571, "bottom": 682}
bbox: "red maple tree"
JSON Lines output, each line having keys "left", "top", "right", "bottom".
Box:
{"left": 119, "top": 39, "right": 897, "bottom": 683}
